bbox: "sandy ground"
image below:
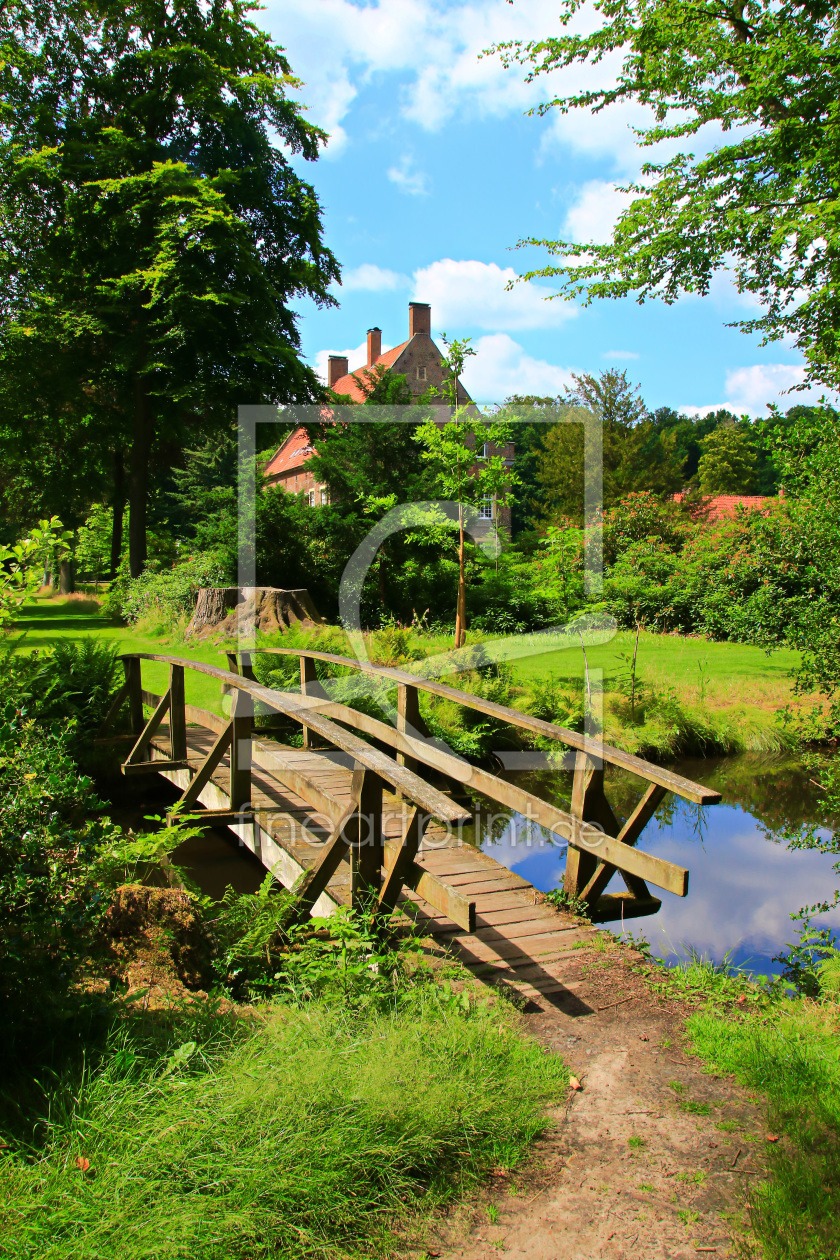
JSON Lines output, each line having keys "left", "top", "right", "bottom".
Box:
{"left": 422, "top": 941, "right": 764, "bottom": 1260}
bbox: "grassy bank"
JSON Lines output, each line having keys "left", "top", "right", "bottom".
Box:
{"left": 644, "top": 953, "right": 840, "bottom": 1260}
{"left": 12, "top": 598, "right": 808, "bottom": 759}
{"left": 0, "top": 987, "right": 564, "bottom": 1260}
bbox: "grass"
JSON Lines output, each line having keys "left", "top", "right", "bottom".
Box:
{"left": 688, "top": 1002, "right": 840, "bottom": 1260}
{"left": 0, "top": 990, "right": 566, "bottom": 1260}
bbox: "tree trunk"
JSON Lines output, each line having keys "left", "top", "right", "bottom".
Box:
{"left": 454, "top": 504, "right": 467, "bottom": 648}
{"left": 58, "top": 558, "right": 75, "bottom": 594}
{"left": 128, "top": 376, "right": 151, "bottom": 578}
{"left": 109, "top": 447, "right": 126, "bottom": 580}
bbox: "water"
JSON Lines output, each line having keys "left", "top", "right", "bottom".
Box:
{"left": 478, "top": 754, "right": 840, "bottom": 977}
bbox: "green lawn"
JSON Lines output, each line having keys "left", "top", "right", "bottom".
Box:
{"left": 12, "top": 599, "right": 230, "bottom": 716}
{"left": 510, "top": 628, "right": 801, "bottom": 714}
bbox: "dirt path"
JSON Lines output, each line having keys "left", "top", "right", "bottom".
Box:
{"left": 426, "top": 939, "right": 763, "bottom": 1260}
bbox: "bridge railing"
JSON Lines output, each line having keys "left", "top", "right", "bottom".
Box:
{"left": 225, "top": 647, "right": 721, "bottom": 920}
{"left": 110, "top": 652, "right": 476, "bottom": 929}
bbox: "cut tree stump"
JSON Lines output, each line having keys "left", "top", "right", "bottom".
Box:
{"left": 186, "top": 587, "right": 322, "bottom": 639}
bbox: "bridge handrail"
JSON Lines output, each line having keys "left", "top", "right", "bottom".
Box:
{"left": 117, "top": 652, "right": 469, "bottom": 826}
{"left": 238, "top": 647, "right": 721, "bottom": 807}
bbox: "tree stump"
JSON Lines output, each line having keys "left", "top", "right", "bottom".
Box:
{"left": 186, "top": 587, "right": 322, "bottom": 639}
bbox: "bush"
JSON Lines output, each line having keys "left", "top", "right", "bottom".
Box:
{"left": 103, "top": 551, "right": 229, "bottom": 627}
{"left": 2, "top": 639, "right": 121, "bottom": 738}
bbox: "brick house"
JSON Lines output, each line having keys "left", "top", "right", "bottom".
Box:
{"left": 264, "top": 301, "right": 511, "bottom": 528}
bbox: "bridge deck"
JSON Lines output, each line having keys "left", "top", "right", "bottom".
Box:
{"left": 152, "top": 723, "right": 597, "bottom": 1012}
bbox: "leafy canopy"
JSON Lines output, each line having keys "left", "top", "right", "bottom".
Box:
{"left": 492, "top": 0, "right": 840, "bottom": 389}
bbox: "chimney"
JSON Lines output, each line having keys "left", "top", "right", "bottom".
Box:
{"left": 408, "top": 302, "right": 431, "bottom": 338}
{"left": 327, "top": 354, "right": 348, "bottom": 388}
{"left": 366, "top": 327, "right": 381, "bottom": 366}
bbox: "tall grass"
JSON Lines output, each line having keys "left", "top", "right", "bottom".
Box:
{"left": 688, "top": 1003, "right": 840, "bottom": 1260}
{"left": 0, "top": 992, "right": 565, "bottom": 1260}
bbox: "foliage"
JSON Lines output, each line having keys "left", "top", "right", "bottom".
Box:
{"left": 0, "top": 704, "right": 121, "bottom": 1051}
{"left": 535, "top": 373, "right": 683, "bottom": 523}
{"left": 2, "top": 639, "right": 121, "bottom": 738}
{"left": 0, "top": 0, "right": 339, "bottom": 574}
{"left": 0, "top": 990, "right": 565, "bottom": 1260}
{"left": 0, "top": 517, "right": 74, "bottom": 631}
{"left": 103, "top": 551, "right": 230, "bottom": 626}
{"left": 697, "top": 421, "right": 761, "bottom": 494}
{"left": 495, "top": 0, "right": 840, "bottom": 390}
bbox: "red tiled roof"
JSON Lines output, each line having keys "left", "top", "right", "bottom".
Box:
{"left": 330, "top": 341, "right": 409, "bottom": 402}
{"left": 263, "top": 426, "right": 314, "bottom": 478}
{"left": 674, "top": 492, "right": 776, "bottom": 522}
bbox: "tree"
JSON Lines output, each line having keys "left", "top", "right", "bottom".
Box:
{"left": 697, "top": 423, "right": 760, "bottom": 494}
{"left": 415, "top": 338, "right": 517, "bottom": 647}
{"left": 493, "top": 1, "right": 840, "bottom": 389}
{"left": 536, "top": 371, "right": 683, "bottom": 521}
{"left": 0, "top": 0, "right": 339, "bottom": 576}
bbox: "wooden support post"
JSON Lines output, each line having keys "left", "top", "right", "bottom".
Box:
{"left": 300, "top": 655, "right": 317, "bottom": 750}
{"left": 563, "top": 751, "right": 600, "bottom": 898}
{"left": 124, "top": 656, "right": 143, "bottom": 736}
{"left": 230, "top": 687, "right": 253, "bottom": 811}
{"left": 169, "top": 664, "right": 187, "bottom": 761}
{"left": 397, "top": 683, "right": 420, "bottom": 773}
{"left": 351, "top": 771, "right": 384, "bottom": 908}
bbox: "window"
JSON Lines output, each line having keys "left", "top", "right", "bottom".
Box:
{"left": 320, "top": 488, "right": 329, "bottom": 505}
{"left": 307, "top": 490, "right": 316, "bottom": 507}
{"left": 416, "top": 365, "right": 427, "bottom": 381}
{"left": 479, "top": 442, "right": 489, "bottom": 458}
{"left": 478, "top": 496, "right": 494, "bottom": 520}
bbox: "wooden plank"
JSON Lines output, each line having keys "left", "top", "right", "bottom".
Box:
{"left": 384, "top": 841, "right": 476, "bottom": 932}
{"left": 229, "top": 687, "right": 252, "bottom": 811}
{"left": 252, "top": 647, "right": 722, "bottom": 804}
{"left": 122, "top": 758, "right": 192, "bottom": 776}
{"left": 251, "top": 741, "right": 345, "bottom": 826}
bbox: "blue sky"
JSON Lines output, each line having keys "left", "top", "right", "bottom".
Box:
{"left": 262, "top": 0, "right": 828, "bottom": 415}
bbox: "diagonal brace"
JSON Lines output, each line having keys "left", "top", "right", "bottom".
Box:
{"left": 125, "top": 688, "right": 171, "bottom": 766}
{"left": 177, "top": 720, "right": 234, "bottom": 810}
{"left": 376, "top": 806, "right": 425, "bottom": 922}
{"left": 283, "top": 766, "right": 366, "bottom": 926}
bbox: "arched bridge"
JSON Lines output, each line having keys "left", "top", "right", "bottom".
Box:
{"left": 102, "top": 649, "right": 721, "bottom": 1009}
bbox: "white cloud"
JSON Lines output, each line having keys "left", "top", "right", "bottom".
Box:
{"left": 413, "top": 258, "right": 575, "bottom": 332}
{"left": 602, "top": 349, "right": 639, "bottom": 361}
{"left": 312, "top": 338, "right": 393, "bottom": 385}
{"left": 387, "top": 156, "right": 430, "bottom": 196}
{"left": 460, "top": 333, "right": 575, "bottom": 403}
{"left": 340, "top": 264, "right": 408, "bottom": 292}
{"left": 563, "top": 179, "right": 633, "bottom": 246}
{"left": 680, "top": 363, "right": 840, "bottom": 417}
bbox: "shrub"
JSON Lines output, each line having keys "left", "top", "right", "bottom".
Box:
{"left": 103, "top": 551, "right": 229, "bottom": 627}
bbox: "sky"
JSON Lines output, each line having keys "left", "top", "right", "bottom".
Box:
{"left": 262, "top": 0, "right": 830, "bottom": 416}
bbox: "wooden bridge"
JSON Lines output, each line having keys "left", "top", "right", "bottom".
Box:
{"left": 104, "top": 648, "right": 721, "bottom": 1009}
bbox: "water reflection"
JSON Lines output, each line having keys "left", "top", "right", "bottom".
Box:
{"left": 479, "top": 754, "right": 840, "bottom": 977}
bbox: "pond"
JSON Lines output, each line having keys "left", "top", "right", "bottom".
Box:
{"left": 478, "top": 754, "right": 840, "bottom": 977}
